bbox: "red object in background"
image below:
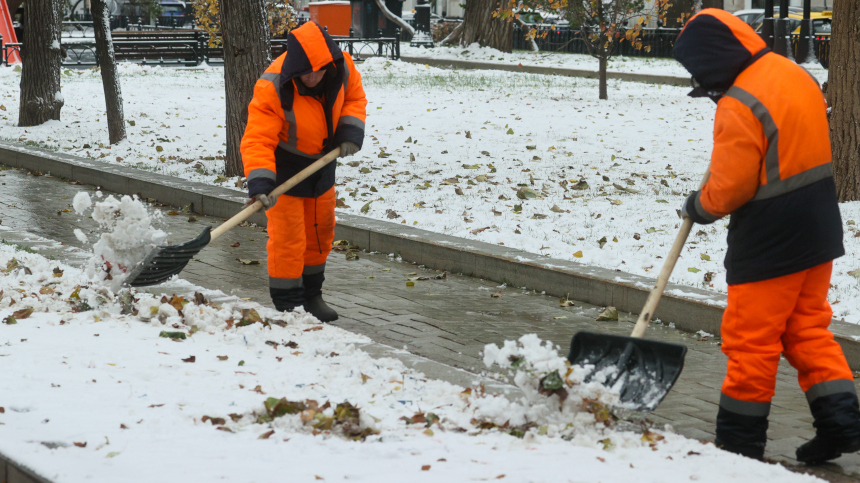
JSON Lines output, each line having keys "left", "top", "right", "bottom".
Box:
{"left": 0, "top": 0, "right": 20, "bottom": 63}
{"left": 309, "top": 1, "right": 351, "bottom": 36}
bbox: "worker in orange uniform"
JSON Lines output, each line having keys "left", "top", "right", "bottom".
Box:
{"left": 240, "top": 22, "right": 367, "bottom": 322}
{"left": 674, "top": 9, "right": 860, "bottom": 464}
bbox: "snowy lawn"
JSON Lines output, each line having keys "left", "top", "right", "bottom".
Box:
{"left": 1, "top": 56, "right": 858, "bottom": 325}
{"left": 0, "top": 193, "right": 822, "bottom": 482}
{"left": 400, "top": 43, "right": 830, "bottom": 85}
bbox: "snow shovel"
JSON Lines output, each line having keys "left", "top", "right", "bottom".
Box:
{"left": 567, "top": 170, "right": 710, "bottom": 412}
{"left": 124, "top": 147, "right": 342, "bottom": 287}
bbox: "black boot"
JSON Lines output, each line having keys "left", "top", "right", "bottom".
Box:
{"left": 270, "top": 286, "right": 306, "bottom": 313}
{"left": 796, "top": 389, "right": 860, "bottom": 465}
{"left": 714, "top": 403, "right": 769, "bottom": 461}
{"left": 302, "top": 272, "right": 338, "bottom": 322}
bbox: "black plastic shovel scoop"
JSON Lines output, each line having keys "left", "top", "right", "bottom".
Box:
{"left": 124, "top": 147, "right": 341, "bottom": 287}
{"left": 567, "top": 171, "right": 710, "bottom": 412}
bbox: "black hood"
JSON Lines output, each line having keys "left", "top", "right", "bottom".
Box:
{"left": 674, "top": 9, "right": 769, "bottom": 94}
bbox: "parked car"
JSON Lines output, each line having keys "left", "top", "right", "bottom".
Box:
{"left": 734, "top": 8, "right": 831, "bottom": 37}
{"left": 158, "top": 1, "right": 188, "bottom": 27}
{"left": 517, "top": 10, "right": 569, "bottom": 30}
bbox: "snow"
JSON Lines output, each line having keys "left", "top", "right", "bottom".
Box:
{"left": 0, "top": 55, "right": 855, "bottom": 324}
{"left": 0, "top": 210, "right": 823, "bottom": 482}
{"left": 401, "top": 43, "right": 830, "bottom": 85}
{"left": 73, "top": 192, "right": 167, "bottom": 288}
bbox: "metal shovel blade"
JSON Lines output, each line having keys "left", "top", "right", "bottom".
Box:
{"left": 124, "top": 227, "right": 212, "bottom": 287}
{"left": 567, "top": 331, "right": 687, "bottom": 412}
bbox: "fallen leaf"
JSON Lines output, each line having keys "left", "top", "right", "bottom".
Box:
{"left": 259, "top": 430, "right": 275, "bottom": 439}
{"left": 182, "top": 355, "right": 196, "bottom": 363}
{"left": 74, "top": 442, "right": 87, "bottom": 448}
{"left": 303, "top": 326, "right": 324, "bottom": 332}
{"left": 202, "top": 415, "right": 226, "bottom": 425}
{"left": 491, "top": 291, "right": 502, "bottom": 298}
{"left": 573, "top": 251, "right": 583, "bottom": 258}
{"left": 158, "top": 331, "right": 186, "bottom": 340}
{"left": 422, "top": 465, "right": 431, "bottom": 471}
{"left": 229, "top": 242, "right": 240, "bottom": 248}
{"left": 597, "top": 306, "right": 618, "bottom": 321}
{"left": 12, "top": 308, "right": 33, "bottom": 319}
{"left": 237, "top": 259, "right": 260, "bottom": 265}
{"left": 559, "top": 294, "right": 575, "bottom": 307}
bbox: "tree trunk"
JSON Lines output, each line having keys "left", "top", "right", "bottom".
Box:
{"left": 92, "top": 0, "right": 126, "bottom": 145}
{"left": 18, "top": 0, "right": 63, "bottom": 126}
{"left": 829, "top": 0, "right": 860, "bottom": 201}
{"left": 220, "top": 0, "right": 271, "bottom": 178}
{"left": 598, "top": 54, "right": 608, "bottom": 100}
{"left": 459, "top": 0, "right": 512, "bottom": 53}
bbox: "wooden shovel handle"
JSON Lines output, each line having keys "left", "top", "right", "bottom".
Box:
{"left": 210, "top": 147, "right": 342, "bottom": 241}
{"left": 630, "top": 168, "right": 711, "bottom": 338}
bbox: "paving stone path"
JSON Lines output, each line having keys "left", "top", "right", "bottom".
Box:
{"left": 1, "top": 166, "right": 858, "bottom": 482}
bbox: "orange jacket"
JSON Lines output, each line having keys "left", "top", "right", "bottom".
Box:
{"left": 675, "top": 9, "right": 843, "bottom": 284}
{"left": 241, "top": 22, "right": 367, "bottom": 198}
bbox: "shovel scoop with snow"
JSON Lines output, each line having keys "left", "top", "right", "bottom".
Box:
{"left": 567, "top": 171, "right": 711, "bottom": 411}
{"left": 124, "top": 148, "right": 341, "bottom": 287}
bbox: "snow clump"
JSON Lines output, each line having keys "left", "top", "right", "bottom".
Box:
{"left": 72, "top": 191, "right": 167, "bottom": 288}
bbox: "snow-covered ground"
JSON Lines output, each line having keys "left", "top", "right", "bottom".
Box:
{"left": 1, "top": 55, "right": 857, "bottom": 325}
{"left": 0, "top": 194, "right": 821, "bottom": 482}
{"left": 400, "top": 43, "right": 830, "bottom": 85}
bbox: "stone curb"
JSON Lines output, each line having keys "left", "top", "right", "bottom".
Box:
{"left": 3, "top": 140, "right": 860, "bottom": 370}
{"left": 399, "top": 56, "right": 691, "bottom": 87}
{"left": 0, "top": 452, "right": 53, "bottom": 483}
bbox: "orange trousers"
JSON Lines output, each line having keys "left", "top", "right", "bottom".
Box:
{"left": 721, "top": 261, "right": 852, "bottom": 403}
{"left": 265, "top": 187, "right": 336, "bottom": 287}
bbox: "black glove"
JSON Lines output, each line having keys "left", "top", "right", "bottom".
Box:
{"left": 247, "top": 177, "right": 276, "bottom": 210}
{"left": 245, "top": 193, "right": 276, "bottom": 210}
{"left": 680, "top": 194, "right": 693, "bottom": 219}
{"left": 340, "top": 141, "right": 359, "bottom": 157}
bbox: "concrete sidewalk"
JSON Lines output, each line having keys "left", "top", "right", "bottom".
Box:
{"left": 4, "top": 141, "right": 860, "bottom": 370}
{"left": 0, "top": 166, "right": 858, "bottom": 481}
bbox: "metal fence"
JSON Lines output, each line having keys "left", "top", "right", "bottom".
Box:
{"left": 1, "top": 30, "right": 400, "bottom": 67}
{"left": 512, "top": 25, "right": 831, "bottom": 66}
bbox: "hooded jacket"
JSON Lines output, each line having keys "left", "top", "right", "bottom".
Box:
{"left": 674, "top": 9, "right": 843, "bottom": 285}
{"left": 241, "top": 22, "right": 367, "bottom": 198}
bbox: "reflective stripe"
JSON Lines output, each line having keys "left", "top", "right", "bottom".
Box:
{"left": 269, "top": 276, "right": 303, "bottom": 289}
{"left": 303, "top": 263, "right": 326, "bottom": 275}
{"left": 693, "top": 191, "right": 721, "bottom": 223}
{"left": 278, "top": 140, "right": 323, "bottom": 159}
{"left": 247, "top": 168, "right": 276, "bottom": 181}
{"left": 806, "top": 379, "right": 857, "bottom": 404}
{"left": 726, "top": 86, "right": 780, "bottom": 186}
{"left": 727, "top": 86, "right": 833, "bottom": 201}
{"left": 337, "top": 115, "right": 365, "bottom": 130}
{"left": 260, "top": 72, "right": 279, "bottom": 84}
{"left": 343, "top": 61, "right": 350, "bottom": 89}
{"left": 752, "top": 163, "right": 833, "bottom": 201}
{"left": 719, "top": 393, "right": 771, "bottom": 417}
{"left": 282, "top": 108, "right": 298, "bottom": 149}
